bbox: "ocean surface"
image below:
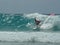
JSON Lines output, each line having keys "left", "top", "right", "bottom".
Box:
{"left": 0, "top": 13, "right": 60, "bottom": 45}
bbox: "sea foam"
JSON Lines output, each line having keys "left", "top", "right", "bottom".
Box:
{"left": 0, "top": 31, "right": 60, "bottom": 43}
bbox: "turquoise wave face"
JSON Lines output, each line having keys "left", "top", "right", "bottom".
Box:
{"left": 0, "top": 13, "right": 35, "bottom": 31}
{"left": 0, "top": 13, "right": 60, "bottom": 31}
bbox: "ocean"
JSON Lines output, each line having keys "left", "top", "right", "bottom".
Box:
{"left": 0, "top": 13, "right": 60, "bottom": 45}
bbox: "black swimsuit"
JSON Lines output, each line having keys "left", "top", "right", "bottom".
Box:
{"left": 35, "top": 19, "right": 41, "bottom": 25}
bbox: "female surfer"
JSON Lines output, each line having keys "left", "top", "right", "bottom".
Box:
{"left": 34, "top": 17, "right": 41, "bottom": 29}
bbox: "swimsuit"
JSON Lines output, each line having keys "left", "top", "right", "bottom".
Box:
{"left": 35, "top": 19, "right": 41, "bottom": 25}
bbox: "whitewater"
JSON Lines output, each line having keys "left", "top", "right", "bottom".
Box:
{"left": 0, "top": 13, "right": 60, "bottom": 45}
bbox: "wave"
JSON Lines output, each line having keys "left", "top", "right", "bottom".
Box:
{"left": 0, "top": 31, "right": 60, "bottom": 43}
{"left": 24, "top": 13, "right": 60, "bottom": 30}
{"left": 0, "top": 13, "right": 60, "bottom": 31}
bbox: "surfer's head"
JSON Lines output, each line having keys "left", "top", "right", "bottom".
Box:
{"left": 35, "top": 17, "right": 40, "bottom": 21}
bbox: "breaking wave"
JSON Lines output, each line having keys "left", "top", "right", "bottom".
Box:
{"left": 0, "top": 13, "right": 60, "bottom": 31}
{"left": 24, "top": 13, "right": 60, "bottom": 31}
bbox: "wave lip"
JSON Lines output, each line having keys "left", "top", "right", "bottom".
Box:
{"left": 0, "top": 32, "right": 60, "bottom": 43}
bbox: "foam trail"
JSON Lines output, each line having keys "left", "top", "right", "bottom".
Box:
{"left": 40, "top": 15, "right": 54, "bottom": 29}
{"left": 42, "top": 16, "right": 51, "bottom": 24}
